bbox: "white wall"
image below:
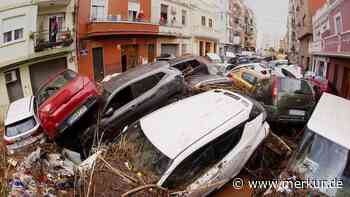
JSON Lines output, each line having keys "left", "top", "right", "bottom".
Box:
{"left": 0, "top": 4, "right": 37, "bottom": 66}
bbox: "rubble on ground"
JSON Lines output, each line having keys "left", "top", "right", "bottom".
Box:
{"left": 4, "top": 143, "right": 80, "bottom": 197}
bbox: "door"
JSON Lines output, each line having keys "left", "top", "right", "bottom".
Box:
{"left": 342, "top": 68, "right": 350, "bottom": 99}
{"left": 30, "top": 58, "right": 67, "bottom": 94}
{"left": 5, "top": 69, "right": 24, "bottom": 102}
{"left": 92, "top": 47, "right": 104, "bottom": 81}
{"left": 148, "top": 44, "right": 156, "bottom": 63}
{"left": 121, "top": 45, "right": 139, "bottom": 70}
{"left": 161, "top": 44, "right": 178, "bottom": 56}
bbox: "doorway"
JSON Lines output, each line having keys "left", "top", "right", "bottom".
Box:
{"left": 205, "top": 42, "right": 211, "bottom": 55}
{"left": 148, "top": 44, "right": 156, "bottom": 63}
{"left": 342, "top": 68, "right": 350, "bottom": 99}
{"left": 121, "top": 45, "right": 139, "bottom": 71}
{"left": 92, "top": 47, "right": 104, "bottom": 81}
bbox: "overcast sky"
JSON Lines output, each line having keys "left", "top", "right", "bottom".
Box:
{"left": 244, "top": 0, "right": 289, "bottom": 49}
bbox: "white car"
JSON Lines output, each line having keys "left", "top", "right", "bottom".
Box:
{"left": 117, "top": 89, "right": 270, "bottom": 196}
{"left": 228, "top": 63, "right": 271, "bottom": 77}
{"left": 4, "top": 96, "right": 44, "bottom": 153}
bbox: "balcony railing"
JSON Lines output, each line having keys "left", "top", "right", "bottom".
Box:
{"left": 91, "top": 16, "right": 151, "bottom": 24}
{"left": 32, "top": 29, "right": 73, "bottom": 52}
{"left": 87, "top": 17, "right": 159, "bottom": 37}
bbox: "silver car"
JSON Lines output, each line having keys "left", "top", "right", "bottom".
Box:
{"left": 4, "top": 96, "right": 44, "bottom": 154}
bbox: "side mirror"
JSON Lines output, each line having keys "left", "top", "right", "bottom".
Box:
{"left": 104, "top": 107, "right": 114, "bottom": 118}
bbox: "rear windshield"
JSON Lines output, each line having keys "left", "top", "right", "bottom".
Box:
{"left": 5, "top": 117, "right": 36, "bottom": 137}
{"left": 36, "top": 70, "right": 77, "bottom": 106}
{"left": 279, "top": 78, "right": 313, "bottom": 95}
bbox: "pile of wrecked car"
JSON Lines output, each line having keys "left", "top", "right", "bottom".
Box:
{"left": 2, "top": 53, "right": 346, "bottom": 196}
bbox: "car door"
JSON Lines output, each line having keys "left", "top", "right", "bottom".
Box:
{"left": 102, "top": 73, "right": 166, "bottom": 132}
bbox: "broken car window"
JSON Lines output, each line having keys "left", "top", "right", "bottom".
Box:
{"left": 118, "top": 122, "right": 172, "bottom": 179}
{"left": 290, "top": 129, "right": 350, "bottom": 196}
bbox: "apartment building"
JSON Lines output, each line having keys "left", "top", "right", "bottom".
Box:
{"left": 295, "top": 0, "right": 326, "bottom": 70}
{"left": 311, "top": 0, "right": 350, "bottom": 99}
{"left": 0, "top": 0, "right": 77, "bottom": 122}
{"left": 287, "top": 0, "right": 299, "bottom": 63}
{"left": 77, "top": 0, "right": 160, "bottom": 81}
{"left": 155, "top": 0, "right": 192, "bottom": 57}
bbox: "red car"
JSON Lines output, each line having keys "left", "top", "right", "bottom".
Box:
{"left": 307, "top": 77, "right": 337, "bottom": 100}
{"left": 36, "top": 70, "right": 99, "bottom": 139}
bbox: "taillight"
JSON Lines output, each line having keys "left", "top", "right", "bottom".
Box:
{"left": 272, "top": 79, "right": 278, "bottom": 98}
{"left": 227, "top": 73, "right": 233, "bottom": 78}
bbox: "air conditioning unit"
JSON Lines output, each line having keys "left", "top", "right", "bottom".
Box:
{"left": 5, "top": 70, "right": 18, "bottom": 84}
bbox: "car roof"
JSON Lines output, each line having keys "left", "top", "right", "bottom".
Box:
{"left": 102, "top": 61, "right": 170, "bottom": 93}
{"left": 307, "top": 93, "right": 350, "bottom": 149}
{"left": 5, "top": 96, "right": 34, "bottom": 126}
{"left": 140, "top": 89, "right": 252, "bottom": 159}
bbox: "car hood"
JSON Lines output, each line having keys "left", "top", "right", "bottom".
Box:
{"left": 38, "top": 76, "right": 86, "bottom": 116}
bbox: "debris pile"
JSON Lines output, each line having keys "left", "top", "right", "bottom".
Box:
{"left": 79, "top": 143, "right": 169, "bottom": 197}
{"left": 6, "top": 143, "right": 80, "bottom": 197}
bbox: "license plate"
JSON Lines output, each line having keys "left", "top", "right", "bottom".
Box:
{"left": 68, "top": 106, "right": 87, "bottom": 125}
{"left": 289, "top": 109, "right": 305, "bottom": 116}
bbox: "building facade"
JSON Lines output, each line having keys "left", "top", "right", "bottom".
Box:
{"left": 77, "top": 0, "right": 160, "bottom": 81}
{"left": 0, "top": 0, "right": 77, "bottom": 122}
{"left": 294, "top": 0, "right": 327, "bottom": 70}
{"left": 311, "top": 0, "right": 350, "bottom": 99}
{"left": 287, "top": 0, "right": 299, "bottom": 63}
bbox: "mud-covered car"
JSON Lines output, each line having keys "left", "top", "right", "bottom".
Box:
{"left": 251, "top": 76, "right": 316, "bottom": 124}
{"left": 36, "top": 69, "right": 99, "bottom": 140}
{"left": 187, "top": 74, "right": 235, "bottom": 93}
{"left": 113, "top": 90, "right": 269, "bottom": 196}
{"left": 270, "top": 93, "right": 350, "bottom": 196}
{"left": 227, "top": 67, "right": 269, "bottom": 95}
{"left": 85, "top": 62, "right": 186, "bottom": 143}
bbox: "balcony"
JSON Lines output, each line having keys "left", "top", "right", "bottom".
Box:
{"left": 35, "top": 0, "right": 70, "bottom": 7}
{"left": 87, "top": 17, "right": 159, "bottom": 37}
{"left": 309, "top": 40, "right": 322, "bottom": 53}
{"left": 32, "top": 29, "right": 73, "bottom": 52}
{"left": 297, "top": 24, "right": 313, "bottom": 39}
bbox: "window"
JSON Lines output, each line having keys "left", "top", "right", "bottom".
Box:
{"left": 3, "top": 31, "right": 12, "bottom": 43}
{"left": 91, "top": 0, "right": 106, "bottom": 20}
{"left": 160, "top": 4, "right": 168, "bottom": 25}
{"left": 335, "top": 14, "right": 342, "bottom": 34}
{"left": 5, "top": 117, "right": 37, "bottom": 137}
{"left": 128, "top": 0, "right": 140, "bottom": 22}
{"left": 163, "top": 124, "right": 244, "bottom": 189}
{"left": 242, "top": 72, "right": 257, "bottom": 85}
{"left": 36, "top": 70, "right": 78, "bottom": 105}
{"left": 105, "top": 73, "right": 165, "bottom": 113}
{"left": 279, "top": 78, "right": 313, "bottom": 95}
{"left": 201, "top": 16, "right": 206, "bottom": 26}
{"left": 209, "top": 18, "right": 213, "bottom": 28}
{"left": 2, "top": 16, "right": 25, "bottom": 44}
{"left": 181, "top": 10, "right": 187, "bottom": 25}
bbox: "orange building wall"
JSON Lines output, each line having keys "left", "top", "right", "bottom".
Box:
{"left": 309, "top": 0, "right": 327, "bottom": 16}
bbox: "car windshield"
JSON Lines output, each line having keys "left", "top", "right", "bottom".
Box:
{"left": 118, "top": 122, "right": 172, "bottom": 180}
{"left": 279, "top": 78, "right": 313, "bottom": 95}
{"left": 5, "top": 117, "right": 36, "bottom": 137}
{"left": 36, "top": 70, "right": 77, "bottom": 106}
{"left": 289, "top": 129, "right": 350, "bottom": 196}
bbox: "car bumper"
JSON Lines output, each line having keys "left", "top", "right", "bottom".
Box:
{"left": 6, "top": 133, "right": 45, "bottom": 154}
{"left": 56, "top": 96, "right": 98, "bottom": 137}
